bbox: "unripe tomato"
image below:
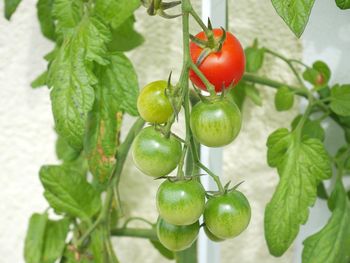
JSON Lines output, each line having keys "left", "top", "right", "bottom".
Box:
{"left": 204, "top": 190, "right": 251, "bottom": 239}
{"left": 137, "top": 80, "right": 173, "bottom": 124}
{"left": 157, "top": 217, "right": 199, "bottom": 252}
{"left": 203, "top": 225, "right": 225, "bottom": 242}
{"left": 157, "top": 179, "right": 205, "bottom": 225}
{"left": 189, "top": 29, "right": 245, "bottom": 92}
{"left": 190, "top": 99, "right": 241, "bottom": 147}
{"left": 132, "top": 127, "right": 182, "bottom": 177}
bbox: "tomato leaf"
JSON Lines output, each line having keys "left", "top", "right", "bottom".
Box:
{"left": 4, "top": 0, "right": 22, "bottom": 20}
{"left": 291, "top": 115, "right": 325, "bottom": 141}
{"left": 24, "top": 213, "right": 48, "bottom": 263}
{"left": 271, "top": 0, "right": 315, "bottom": 38}
{"left": 52, "top": 0, "right": 84, "bottom": 34}
{"left": 150, "top": 240, "right": 175, "bottom": 260}
{"left": 274, "top": 86, "right": 294, "bottom": 111}
{"left": 245, "top": 40, "right": 265, "bottom": 73}
{"left": 303, "top": 61, "right": 331, "bottom": 89}
{"left": 245, "top": 84, "right": 262, "bottom": 106}
{"left": 95, "top": 0, "right": 140, "bottom": 29}
{"left": 48, "top": 16, "right": 111, "bottom": 150}
{"left": 330, "top": 84, "right": 350, "bottom": 116}
{"left": 107, "top": 15, "right": 144, "bottom": 52}
{"left": 229, "top": 82, "right": 246, "bottom": 110}
{"left": 37, "top": 0, "right": 56, "bottom": 40}
{"left": 39, "top": 165, "right": 101, "bottom": 221}
{"left": 56, "top": 135, "right": 81, "bottom": 162}
{"left": 302, "top": 180, "right": 350, "bottom": 263}
{"left": 265, "top": 128, "right": 332, "bottom": 256}
{"left": 31, "top": 71, "right": 48, "bottom": 89}
{"left": 336, "top": 0, "right": 350, "bottom": 9}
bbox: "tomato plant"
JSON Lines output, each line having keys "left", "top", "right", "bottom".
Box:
{"left": 190, "top": 98, "right": 242, "bottom": 147}
{"left": 137, "top": 80, "right": 173, "bottom": 124}
{"left": 189, "top": 29, "right": 245, "bottom": 92}
{"left": 156, "top": 179, "right": 205, "bottom": 225}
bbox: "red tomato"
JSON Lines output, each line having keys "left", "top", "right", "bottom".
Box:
{"left": 189, "top": 29, "right": 245, "bottom": 92}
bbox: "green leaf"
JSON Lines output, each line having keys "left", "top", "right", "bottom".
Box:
{"left": 291, "top": 115, "right": 325, "bottom": 141}
{"left": 265, "top": 128, "right": 332, "bottom": 256}
{"left": 336, "top": 0, "right": 350, "bottom": 9}
{"left": 245, "top": 84, "right": 262, "bottom": 106}
{"left": 245, "top": 39, "right": 265, "bottom": 73}
{"left": 24, "top": 213, "right": 48, "bottom": 263}
{"left": 4, "top": 0, "right": 22, "bottom": 20}
{"left": 31, "top": 71, "right": 48, "bottom": 89}
{"left": 175, "top": 241, "right": 197, "bottom": 262}
{"left": 303, "top": 61, "right": 331, "bottom": 89}
{"left": 229, "top": 82, "right": 246, "bottom": 110}
{"left": 274, "top": 86, "right": 294, "bottom": 111}
{"left": 95, "top": 0, "right": 140, "bottom": 29}
{"left": 302, "top": 180, "right": 350, "bottom": 263}
{"left": 271, "top": 0, "right": 315, "bottom": 38}
{"left": 330, "top": 84, "right": 350, "bottom": 116}
{"left": 107, "top": 15, "right": 144, "bottom": 52}
{"left": 316, "top": 182, "right": 328, "bottom": 200}
{"left": 48, "top": 16, "right": 111, "bottom": 150}
{"left": 52, "top": 0, "right": 84, "bottom": 34}
{"left": 39, "top": 165, "right": 101, "bottom": 221}
{"left": 56, "top": 135, "right": 80, "bottom": 162}
{"left": 37, "top": 0, "right": 56, "bottom": 40}
{"left": 41, "top": 218, "right": 70, "bottom": 263}
{"left": 150, "top": 240, "right": 175, "bottom": 260}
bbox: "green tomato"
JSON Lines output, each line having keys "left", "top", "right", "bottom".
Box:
{"left": 204, "top": 190, "right": 251, "bottom": 239}
{"left": 203, "top": 225, "right": 225, "bottom": 242}
{"left": 137, "top": 80, "right": 173, "bottom": 124}
{"left": 132, "top": 126, "right": 182, "bottom": 177}
{"left": 157, "top": 217, "right": 199, "bottom": 252}
{"left": 190, "top": 99, "right": 242, "bottom": 147}
{"left": 157, "top": 179, "right": 205, "bottom": 225}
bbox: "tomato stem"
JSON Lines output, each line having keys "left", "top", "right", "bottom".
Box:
{"left": 190, "top": 62, "right": 216, "bottom": 96}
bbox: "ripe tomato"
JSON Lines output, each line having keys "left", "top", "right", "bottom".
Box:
{"left": 190, "top": 99, "right": 241, "bottom": 147}
{"left": 157, "top": 217, "right": 199, "bottom": 252}
{"left": 137, "top": 80, "right": 173, "bottom": 124}
{"left": 204, "top": 190, "right": 251, "bottom": 239}
{"left": 156, "top": 179, "right": 205, "bottom": 225}
{"left": 189, "top": 29, "right": 245, "bottom": 92}
{"left": 132, "top": 126, "right": 182, "bottom": 177}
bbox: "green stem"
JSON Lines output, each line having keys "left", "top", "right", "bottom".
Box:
{"left": 190, "top": 62, "right": 216, "bottom": 95}
{"left": 110, "top": 228, "right": 158, "bottom": 241}
{"left": 122, "top": 217, "right": 154, "bottom": 228}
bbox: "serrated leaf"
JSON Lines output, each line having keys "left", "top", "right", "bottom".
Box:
{"left": 271, "top": 0, "right": 315, "bottom": 38}
{"left": 48, "top": 16, "right": 111, "bottom": 150}
{"left": 107, "top": 15, "right": 144, "bottom": 52}
{"left": 336, "top": 0, "right": 350, "bottom": 9}
{"left": 39, "top": 165, "right": 101, "bottom": 221}
{"left": 245, "top": 84, "right": 262, "bottom": 106}
{"left": 52, "top": 0, "right": 84, "bottom": 34}
{"left": 4, "top": 0, "right": 22, "bottom": 20}
{"left": 150, "top": 240, "right": 175, "bottom": 260}
{"left": 95, "top": 0, "right": 140, "bottom": 29}
{"left": 302, "top": 180, "right": 350, "bottom": 263}
{"left": 265, "top": 128, "right": 332, "bottom": 256}
{"left": 291, "top": 115, "right": 325, "bottom": 141}
{"left": 31, "top": 71, "right": 48, "bottom": 89}
{"left": 330, "top": 84, "right": 350, "bottom": 116}
{"left": 303, "top": 61, "right": 331, "bottom": 88}
{"left": 275, "top": 86, "right": 294, "bottom": 111}
{"left": 42, "top": 218, "right": 70, "bottom": 263}
{"left": 24, "top": 213, "right": 48, "bottom": 263}
{"left": 56, "top": 135, "right": 80, "bottom": 162}
{"left": 37, "top": 0, "right": 56, "bottom": 40}
{"left": 245, "top": 40, "right": 265, "bottom": 73}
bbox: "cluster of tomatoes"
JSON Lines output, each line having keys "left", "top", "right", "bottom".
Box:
{"left": 131, "top": 29, "right": 251, "bottom": 251}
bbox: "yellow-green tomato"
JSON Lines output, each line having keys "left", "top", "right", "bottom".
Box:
{"left": 203, "top": 225, "right": 225, "bottom": 242}
{"left": 190, "top": 99, "right": 242, "bottom": 147}
{"left": 137, "top": 80, "right": 173, "bottom": 124}
{"left": 132, "top": 126, "right": 182, "bottom": 177}
{"left": 156, "top": 179, "right": 205, "bottom": 225}
{"left": 157, "top": 218, "right": 199, "bottom": 252}
{"left": 204, "top": 190, "right": 251, "bottom": 239}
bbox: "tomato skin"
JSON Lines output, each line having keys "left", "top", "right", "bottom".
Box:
{"left": 203, "top": 225, "right": 225, "bottom": 242}
{"left": 157, "top": 179, "right": 205, "bottom": 225}
{"left": 137, "top": 80, "right": 173, "bottom": 124}
{"left": 157, "top": 218, "right": 200, "bottom": 252}
{"left": 204, "top": 190, "right": 251, "bottom": 239}
{"left": 132, "top": 127, "right": 182, "bottom": 177}
{"left": 190, "top": 99, "right": 241, "bottom": 147}
{"left": 189, "top": 29, "right": 245, "bottom": 92}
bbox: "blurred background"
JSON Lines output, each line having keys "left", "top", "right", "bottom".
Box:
{"left": 0, "top": 0, "right": 349, "bottom": 262}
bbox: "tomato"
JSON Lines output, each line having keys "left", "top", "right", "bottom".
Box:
{"left": 204, "top": 190, "right": 251, "bottom": 239}
{"left": 156, "top": 217, "right": 199, "bottom": 252}
{"left": 156, "top": 179, "right": 205, "bottom": 225}
{"left": 190, "top": 99, "right": 241, "bottom": 147}
{"left": 132, "top": 126, "right": 182, "bottom": 177}
{"left": 189, "top": 29, "right": 245, "bottom": 92}
{"left": 203, "top": 225, "right": 224, "bottom": 242}
{"left": 137, "top": 80, "right": 173, "bottom": 124}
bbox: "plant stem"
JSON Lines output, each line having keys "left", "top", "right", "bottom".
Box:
{"left": 190, "top": 62, "right": 216, "bottom": 95}
{"left": 110, "top": 228, "right": 158, "bottom": 241}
